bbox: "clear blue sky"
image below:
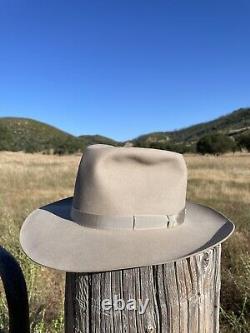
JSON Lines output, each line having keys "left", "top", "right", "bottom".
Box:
{"left": 0, "top": 1, "right": 249, "bottom": 141}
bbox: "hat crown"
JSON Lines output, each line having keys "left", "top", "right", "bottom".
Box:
{"left": 72, "top": 144, "right": 187, "bottom": 217}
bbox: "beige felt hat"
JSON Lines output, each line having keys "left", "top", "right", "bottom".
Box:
{"left": 20, "top": 144, "right": 234, "bottom": 272}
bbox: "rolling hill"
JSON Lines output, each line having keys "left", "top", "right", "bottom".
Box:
{"left": 0, "top": 108, "right": 250, "bottom": 153}
{"left": 132, "top": 108, "right": 250, "bottom": 147}
{"left": 78, "top": 134, "right": 119, "bottom": 147}
{"left": 0, "top": 117, "right": 119, "bottom": 153}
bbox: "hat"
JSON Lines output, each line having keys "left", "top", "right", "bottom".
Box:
{"left": 20, "top": 144, "right": 234, "bottom": 272}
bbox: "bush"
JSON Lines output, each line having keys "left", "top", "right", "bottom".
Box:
{"left": 197, "top": 134, "right": 236, "bottom": 155}
{"left": 0, "top": 124, "right": 13, "bottom": 151}
{"left": 237, "top": 133, "right": 250, "bottom": 151}
{"left": 134, "top": 140, "right": 196, "bottom": 154}
{"left": 53, "top": 136, "right": 83, "bottom": 155}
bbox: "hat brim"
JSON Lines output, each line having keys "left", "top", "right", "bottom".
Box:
{"left": 20, "top": 197, "right": 234, "bottom": 272}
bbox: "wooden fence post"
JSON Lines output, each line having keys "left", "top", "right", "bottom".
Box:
{"left": 65, "top": 244, "right": 221, "bottom": 333}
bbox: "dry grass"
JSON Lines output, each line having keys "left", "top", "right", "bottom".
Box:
{"left": 186, "top": 153, "right": 250, "bottom": 333}
{"left": 0, "top": 152, "right": 81, "bottom": 332}
{"left": 0, "top": 152, "right": 249, "bottom": 332}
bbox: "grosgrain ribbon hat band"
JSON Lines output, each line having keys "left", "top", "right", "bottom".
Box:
{"left": 70, "top": 206, "right": 186, "bottom": 230}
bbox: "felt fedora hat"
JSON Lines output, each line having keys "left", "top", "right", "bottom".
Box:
{"left": 20, "top": 144, "right": 234, "bottom": 272}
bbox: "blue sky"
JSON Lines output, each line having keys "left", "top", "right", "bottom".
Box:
{"left": 0, "top": 1, "right": 249, "bottom": 141}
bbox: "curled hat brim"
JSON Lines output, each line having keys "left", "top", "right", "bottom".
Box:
{"left": 20, "top": 197, "right": 234, "bottom": 272}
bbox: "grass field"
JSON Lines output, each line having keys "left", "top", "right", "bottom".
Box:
{"left": 0, "top": 151, "right": 249, "bottom": 332}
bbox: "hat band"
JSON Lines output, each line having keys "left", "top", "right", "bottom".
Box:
{"left": 70, "top": 207, "right": 186, "bottom": 230}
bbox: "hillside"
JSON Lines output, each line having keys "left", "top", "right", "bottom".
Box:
{"left": 132, "top": 108, "right": 250, "bottom": 147}
{"left": 1, "top": 108, "right": 250, "bottom": 154}
{"left": 79, "top": 134, "right": 119, "bottom": 147}
{"left": 0, "top": 117, "right": 119, "bottom": 153}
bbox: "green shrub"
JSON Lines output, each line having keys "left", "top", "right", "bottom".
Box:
{"left": 197, "top": 134, "right": 237, "bottom": 155}
{"left": 0, "top": 124, "right": 13, "bottom": 151}
{"left": 237, "top": 133, "right": 250, "bottom": 151}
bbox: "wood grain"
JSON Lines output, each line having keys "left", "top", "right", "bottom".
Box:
{"left": 65, "top": 244, "right": 221, "bottom": 333}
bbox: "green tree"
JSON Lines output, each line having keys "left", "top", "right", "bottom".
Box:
{"left": 24, "top": 143, "right": 39, "bottom": 153}
{"left": 237, "top": 133, "right": 250, "bottom": 151}
{"left": 0, "top": 124, "right": 13, "bottom": 151}
{"left": 196, "top": 134, "right": 236, "bottom": 155}
{"left": 54, "top": 136, "right": 83, "bottom": 155}
{"left": 148, "top": 142, "right": 170, "bottom": 150}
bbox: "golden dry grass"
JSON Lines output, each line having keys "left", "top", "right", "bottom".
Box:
{"left": 0, "top": 152, "right": 81, "bottom": 332}
{"left": 186, "top": 153, "right": 250, "bottom": 205}
{"left": 0, "top": 151, "right": 249, "bottom": 332}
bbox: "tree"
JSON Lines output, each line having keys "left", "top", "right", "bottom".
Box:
{"left": 24, "top": 142, "right": 38, "bottom": 153}
{"left": 0, "top": 125, "right": 13, "bottom": 151}
{"left": 54, "top": 136, "right": 83, "bottom": 155}
{"left": 148, "top": 141, "right": 171, "bottom": 150}
{"left": 196, "top": 134, "right": 236, "bottom": 155}
{"left": 237, "top": 133, "right": 250, "bottom": 151}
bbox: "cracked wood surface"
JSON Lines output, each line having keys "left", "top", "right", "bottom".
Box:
{"left": 65, "top": 244, "right": 221, "bottom": 333}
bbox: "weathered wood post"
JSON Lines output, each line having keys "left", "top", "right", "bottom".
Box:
{"left": 65, "top": 244, "right": 221, "bottom": 333}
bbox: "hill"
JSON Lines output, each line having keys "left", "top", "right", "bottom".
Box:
{"left": 0, "top": 117, "right": 119, "bottom": 153}
{"left": 132, "top": 108, "right": 250, "bottom": 149}
{"left": 1, "top": 108, "right": 250, "bottom": 154}
{"left": 79, "top": 134, "right": 119, "bottom": 147}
